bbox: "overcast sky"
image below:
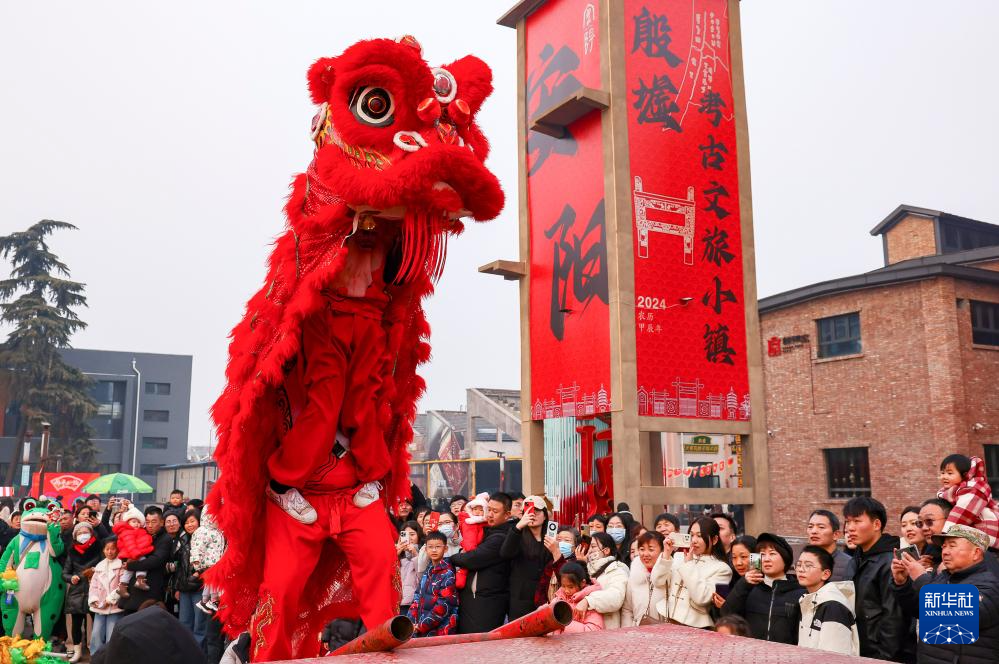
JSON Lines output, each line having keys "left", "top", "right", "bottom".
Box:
{"left": 2, "top": 1, "right": 997, "bottom": 448}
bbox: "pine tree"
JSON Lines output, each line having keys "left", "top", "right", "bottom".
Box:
{"left": 0, "top": 220, "right": 98, "bottom": 485}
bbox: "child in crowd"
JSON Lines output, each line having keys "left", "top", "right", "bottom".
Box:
{"left": 795, "top": 545, "right": 859, "bottom": 656}
{"left": 88, "top": 537, "right": 124, "bottom": 654}
{"left": 938, "top": 454, "right": 999, "bottom": 548}
{"left": 192, "top": 507, "right": 227, "bottom": 614}
{"left": 715, "top": 614, "right": 751, "bottom": 637}
{"left": 454, "top": 492, "right": 489, "bottom": 589}
{"left": 112, "top": 505, "right": 153, "bottom": 597}
{"left": 407, "top": 531, "right": 459, "bottom": 636}
{"left": 551, "top": 562, "right": 604, "bottom": 633}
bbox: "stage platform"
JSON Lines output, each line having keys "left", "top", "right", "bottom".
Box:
{"left": 277, "top": 624, "right": 878, "bottom": 662}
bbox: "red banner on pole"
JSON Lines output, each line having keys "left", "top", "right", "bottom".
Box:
{"left": 624, "top": 0, "right": 750, "bottom": 420}
{"left": 526, "top": 0, "right": 612, "bottom": 420}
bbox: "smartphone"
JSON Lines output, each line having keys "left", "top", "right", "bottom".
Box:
{"left": 669, "top": 532, "right": 692, "bottom": 549}
{"left": 715, "top": 583, "right": 731, "bottom": 599}
{"left": 524, "top": 502, "right": 536, "bottom": 516}
{"left": 894, "top": 545, "right": 919, "bottom": 560}
{"left": 749, "top": 553, "right": 763, "bottom": 571}
{"left": 580, "top": 524, "right": 590, "bottom": 537}
{"left": 545, "top": 520, "right": 559, "bottom": 540}
{"left": 425, "top": 511, "right": 440, "bottom": 533}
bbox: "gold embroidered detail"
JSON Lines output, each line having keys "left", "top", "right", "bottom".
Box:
{"left": 251, "top": 592, "right": 276, "bottom": 660}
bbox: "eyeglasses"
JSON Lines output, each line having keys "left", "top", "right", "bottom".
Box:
{"left": 794, "top": 561, "right": 818, "bottom": 572}
{"left": 915, "top": 519, "right": 936, "bottom": 528}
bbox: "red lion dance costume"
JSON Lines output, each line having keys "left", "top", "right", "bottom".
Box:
{"left": 205, "top": 36, "right": 503, "bottom": 662}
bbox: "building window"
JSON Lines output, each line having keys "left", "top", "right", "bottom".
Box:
{"left": 971, "top": 301, "right": 999, "bottom": 346}
{"left": 817, "top": 312, "right": 861, "bottom": 358}
{"left": 139, "top": 464, "right": 163, "bottom": 476}
{"left": 984, "top": 445, "right": 999, "bottom": 497}
{"left": 143, "top": 410, "right": 169, "bottom": 423}
{"left": 142, "top": 436, "right": 168, "bottom": 449}
{"left": 145, "top": 382, "right": 171, "bottom": 396}
{"left": 940, "top": 222, "right": 999, "bottom": 253}
{"left": 97, "top": 463, "right": 121, "bottom": 475}
{"left": 90, "top": 381, "right": 126, "bottom": 439}
{"left": 824, "top": 447, "right": 871, "bottom": 499}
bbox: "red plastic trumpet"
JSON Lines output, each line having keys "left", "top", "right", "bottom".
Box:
{"left": 330, "top": 615, "right": 415, "bottom": 656}
{"left": 395, "top": 600, "right": 573, "bottom": 650}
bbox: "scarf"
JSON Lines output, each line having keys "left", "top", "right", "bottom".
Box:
{"left": 74, "top": 536, "right": 97, "bottom": 556}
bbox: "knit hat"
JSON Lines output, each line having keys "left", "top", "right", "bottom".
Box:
{"left": 465, "top": 492, "right": 490, "bottom": 513}
{"left": 121, "top": 506, "right": 145, "bottom": 527}
{"left": 72, "top": 521, "right": 94, "bottom": 538}
{"left": 756, "top": 532, "right": 793, "bottom": 570}
{"left": 933, "top": 524, "right": 989, "bottom": 552}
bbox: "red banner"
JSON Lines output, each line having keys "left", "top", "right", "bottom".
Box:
{"left": 32, "top": 472, "right": 100, "bottom": 506}
{"left": 624, "top": 0, "right": 750, "bottom": 420}
{"left": 527, "top": 0, "right": 612, "bottom": 420}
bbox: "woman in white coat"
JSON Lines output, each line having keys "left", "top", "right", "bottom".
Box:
{"left": 621, "top": 531, "right": 667, "bottom": 626}
{"left": 572, "top": 531, "right": 629, "bottom": 629}
{"left": 652, "top": 516, "right": 732, "bottom": 628}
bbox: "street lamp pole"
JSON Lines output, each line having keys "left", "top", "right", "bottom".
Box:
{"left": 130, "top": 359, "right": 141, "bottom": 502}
{"left": 37, "top": 422, "right": 51, "bottom": 500}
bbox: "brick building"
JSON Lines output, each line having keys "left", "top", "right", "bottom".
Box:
{"left": 760, "top": 205, "right": 999, "bottom": 534}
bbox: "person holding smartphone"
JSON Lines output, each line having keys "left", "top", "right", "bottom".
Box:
{"left": 722, "top": 532, "right": 804, "bottom": 644}
{"left": 652, "top": 517, "right": 732, "bottom": 629}
{"left": 500, "top": 495, "right": 551, "bottom": 619}
{"left": 397, "top": 521, "right": 424, "bottom": 614}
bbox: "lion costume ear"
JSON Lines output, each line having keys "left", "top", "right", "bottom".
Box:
{"left": 307, "top": 57, "right": 337, "bottom": 105}
{"left": 444, "top": 55, "right": 493, "bottom": 115}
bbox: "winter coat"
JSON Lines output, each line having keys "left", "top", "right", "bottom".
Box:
{"left": 652, "top": 552, "right": 732, "bottom": 628}
{"left": 113, "top": 520, "right": 154, "bottom": 560}
{"left": 583, "top": 555, "right": 629, "bottom": 630}
{"left": 892, "top": 560, "right": 999, "bottom": 664}
{"left": 798, "top": 581, "right": 860, "bottom": 656}
{"left": 451, "top": 520, "right": 512, "bottom": 633}
{"left": 500, "top": 525, "right": 551, "bottom": 619}
{"left": 400, "top": 555, "right": 418, "bottom": 606}
{"left": 170, "top": 532, "right": 202, "bottom": 594}
{"left": 189, "top": 521, "right": 225, "bottom": 573}
{"left": 62, "top": 540, "right": 102, "bottom": 615}
{"left": 939, "top": 456, "right": 999, "bottom": 548}
{"left": 844, "top": 533, "right": 910, "bottom": 661}
{"left": 541, "top": 553, "right": 575, "bottom": 606}
{"left": 119, "top": 529, "right": 173, "bottom": 612}
{"left": 829, "top": 548, "right": 853, "bottom": 583}
{"left": 416, "top": 539, "right": 461, "bottom": 576}
{"left": 553, "top": 584, "right": 604, "bottom": 633}
{"left": 722, "top": 573, "right": 805, "bottom": 644}
{"left": 406, "top": 559, "right": 459, "bottom": 636}
{"left": 620, "top": 558, "right": 666, "bottom": 627}
{"left": 88, "top": 558, "right": 124, "bottom": 615}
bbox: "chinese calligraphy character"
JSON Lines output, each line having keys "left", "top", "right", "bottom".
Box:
{"left": 702, "top": 276, "right": 738, "bottom": 314}
{"left": 704, "top": 323, "right": 736, "bottom": 364}
{"left": 699, "top": 135, "right": 728, "bottom": 170}
{"left": 703, "top": 181, "right": 731, "bottom": 219}
{"left": 632, "top": 7, "right": 683, "bottom": 67}
{"left": 701, "top": 226, "right": 735, "bottom": 266}
{"left": 633, "top": 74, "right": 682, "bottom": 131}
{"left": 958, "top": 592, "right": 975, "bottom": 609}
{"left": 698, "top": 90, "right": 726, "bottom": 127}
{"left": 526, "top": 44, "right": 581, "bottom": 175}
{"left": 545, "top": 199, "right": 609, "bottom": 340}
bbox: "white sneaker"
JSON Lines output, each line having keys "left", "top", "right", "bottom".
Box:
{"left": 266, "top": 486, "right": 318, "bottom": 524}
{"left": 196, "top": 600, "right": 214, "bottom": 615}
{"left": 353, "top": 481, "right": 382, "bottom": 508}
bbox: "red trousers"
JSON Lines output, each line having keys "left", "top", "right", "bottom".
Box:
{"left": 250, "top": 493, "right": 398, "bottom": 662}
{"left": 268, "top": 306, "right": 392, "bottom": 489}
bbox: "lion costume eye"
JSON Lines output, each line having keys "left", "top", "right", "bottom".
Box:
{"left": 349, "top": 86, "right": 395, "bottom": 127}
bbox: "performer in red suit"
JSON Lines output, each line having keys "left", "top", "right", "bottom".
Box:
{"left": 205, "top": 35, "right": 503, "bottom": 662}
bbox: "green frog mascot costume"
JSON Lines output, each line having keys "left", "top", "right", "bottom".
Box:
{"left": 0, "top": 498, "right": 66, "bottom": 639}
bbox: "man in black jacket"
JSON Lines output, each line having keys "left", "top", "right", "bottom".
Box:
{"left": 891, "top": 524, "right": 998, "bottom": 663}
{"left": 723, "top": 532, "right": 805, "bottom": 644}
{"left": 450, "top": 492, "right": 513, "bottom": 633}
{"left": 120, "top": 506, "right": 173, "bottom": 613}
{"left": 843, "top": 496, "right": 908, "bottom": 661}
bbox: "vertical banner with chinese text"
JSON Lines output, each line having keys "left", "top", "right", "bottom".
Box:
{"left": 624, "top": 0, "right": 750, "bottom": 420}
{"left": 527, "top": 0, "right": 612, "bottom": 421}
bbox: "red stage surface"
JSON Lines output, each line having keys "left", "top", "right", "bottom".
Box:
{"left": 277, "top": 624, "right": 878, "bottom": 662}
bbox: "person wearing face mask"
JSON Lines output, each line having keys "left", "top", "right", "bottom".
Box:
{"left": 416, "top": 512, "right": 461, "bottom": 576}
{"left": 605, "top": 513, "right": 635, "bottom": 565}
{"left": 570, "top": 531, "right": 629, "bottom": 629}
{"left": 500, "top": 495, "right": 553, "bottom": 619}
{"left": 540, "top": 526, "right": 583, "bottom": 604}
{"left": 653, "top": 517, "right": 732, "bottom": 629}
{"left": 621, "top": 531, "right": 667, "bottom": 626}
{"left": 63, "top": 521, "right": 102, "bottom": 662}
